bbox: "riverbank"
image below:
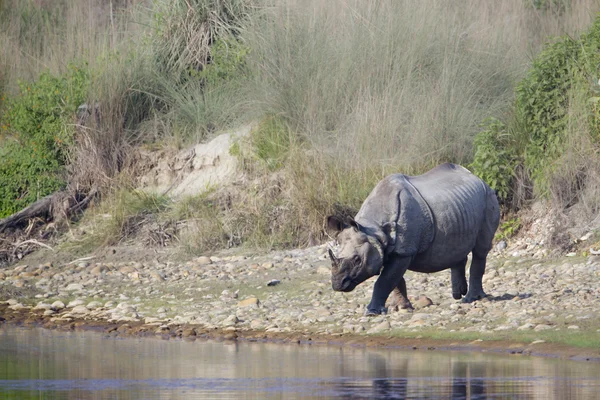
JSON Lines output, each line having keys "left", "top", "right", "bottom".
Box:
{"left": 1, "top": 243, "right": 599, "bottom": 361}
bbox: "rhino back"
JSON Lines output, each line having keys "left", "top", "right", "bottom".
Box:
{"left": 409, "top": 164, "right": 491, "bottom": 268}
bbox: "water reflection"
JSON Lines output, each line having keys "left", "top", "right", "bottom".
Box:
{"left": 0, "top": 325, "right": 599, "bottom": 399}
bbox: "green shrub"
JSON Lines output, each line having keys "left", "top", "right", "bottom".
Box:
{"left": 470, "top": 118, "right": 518, "bottom": 202}
{"left": 515, "top": 36, "right": 581, "bottom": 193}
{"left": 196, "top": 38, "right": 250, "bottom": 86}
{"left": 0, "top": 64, "right": 89, "bottom": 217}
{"left": 251, "top": 116, "right": 292, "bottom": 171}
{"left": 474, "top": 15, "right": 600, "bottom": 208}
{"left": 495, "top": 217, "right": 521, "bottom": 241}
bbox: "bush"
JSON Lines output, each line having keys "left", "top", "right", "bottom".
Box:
{"left": 470, "top": 118, "right": 518, "bottom": 202}
{"left": 0, "top": 64, "right": 89, "bottom": 217}
{"left": 476, "top": 14, "right": 600, "bottom": 210}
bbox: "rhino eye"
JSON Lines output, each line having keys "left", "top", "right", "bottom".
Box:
{"left": 353, "top": 255, "right": 361, "bottom": 264}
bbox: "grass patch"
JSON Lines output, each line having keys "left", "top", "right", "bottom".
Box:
{"left": 67, "top": 189, "right": 171, "bottom": 253}
{"left": 390, "top": 326, "right": 600, "bottom": 349}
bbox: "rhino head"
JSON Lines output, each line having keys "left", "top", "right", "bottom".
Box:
{"left": 326, "top": 216, "right": 384, "bottom": 292}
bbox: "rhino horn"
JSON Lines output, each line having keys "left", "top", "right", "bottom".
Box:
{"left": 328, "top": 249, "right": 340, "bottom": 269}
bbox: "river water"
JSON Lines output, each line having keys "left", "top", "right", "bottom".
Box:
{"left": 0, "top": 326, "right": 599, "bottom": 399}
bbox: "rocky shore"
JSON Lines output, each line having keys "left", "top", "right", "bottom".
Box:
{"left": 1, "top": 243, "right": 599, "bottom": 361}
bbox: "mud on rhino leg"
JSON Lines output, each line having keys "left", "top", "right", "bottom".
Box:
{"left": 450, "top": 257, "right": 468, "bottom": 300}
{"left": 462, "top": 254, "right": 487, "bottom": 303}
{"left": 366, "top": 255, "right": 412, "bottom": 316}
{"left": 387, "top": 278, "right": 414, "bottom": 311}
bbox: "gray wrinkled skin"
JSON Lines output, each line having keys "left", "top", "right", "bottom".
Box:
{"left": 327, "top": 163, "right": 500, "bottom": 315}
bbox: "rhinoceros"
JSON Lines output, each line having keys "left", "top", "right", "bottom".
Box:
{"left": 326, "top": 163, "right": 499, "bottom": 315}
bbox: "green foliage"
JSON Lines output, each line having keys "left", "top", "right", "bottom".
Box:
{"left": 251, "top": 117, "right": 292, "bottom": 171}
{"left": 0, "top": 64, "right": 89, "bottom": 217}
{"left": 195, "top": 38, "right": 250, "bottom": 86}
{"left": 515, "top": 36, "right": 581, "bottom": 193}
{"left": 527, "top": 0, "right": 568, "bottom": 14}
{"left": 495, "top": 217, "right": 521, "bottom": 241}
{"left": 471, "top": 119, "right": 518, "bottom": 201}
{"left": 474, "top": 14, "right": 600, "bottom": 207}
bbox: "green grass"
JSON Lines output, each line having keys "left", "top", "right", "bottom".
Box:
{"left": 389, "top": 326, "right": 600, "bottom": 349}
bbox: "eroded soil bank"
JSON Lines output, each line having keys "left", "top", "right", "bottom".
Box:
{"left": 1, "top": 243, "right": 599, "bottom": 362}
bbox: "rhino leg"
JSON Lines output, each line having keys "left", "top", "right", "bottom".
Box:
{"left": 450, "top": 258, "right": 468, "bottom": 300}
{"left": 462, "top": 254, "right": 487, "bottom": 303}
{"left": 387, "top": 278, "right": 414, "bottom": 311}
{"left": 366, "top": 255, "right": 412, "bottom": 315}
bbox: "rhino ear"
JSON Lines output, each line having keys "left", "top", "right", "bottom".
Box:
{"left": 347, "top": 217, "right": 362, "bottom": 232}
{"left": 327, "top": 216, "right": 347, "bottom": 234}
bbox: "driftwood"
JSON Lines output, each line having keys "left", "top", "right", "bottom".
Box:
{"left": 0, "top": 187, "right": 98, "bottom": 234}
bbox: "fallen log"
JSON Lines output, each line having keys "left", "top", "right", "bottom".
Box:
{"left": 0, "top": 195, "right": 55, "bottom": 234}
{"left": 0, "top": 187, "right": 97, "bottom": 234}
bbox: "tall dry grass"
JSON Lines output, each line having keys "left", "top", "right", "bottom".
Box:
{"left": 3, "top": 0, "right": 600, "bottom": 252}
{"left": 0, "top": 0, "right": 143, "bottom": 96}
{"left": 216, "top": 0, "right": 600, "bottom": 247}
{"left": 244, "top": 0, "right": 598, "bottom": 176}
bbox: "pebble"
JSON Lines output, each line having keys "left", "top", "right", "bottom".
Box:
{"left": 237, "top": 297, "right": 260, "bottom": 307}
{"left": 51, "top": 301, "right": 65, "bottom": 310}
{"left": 67, "top": 299, "right": 85, "bottom": 308}
{"left": 65, "top": 283, "right": 84, "bottom": 291}
{"left": 367, "top": 320, "right": 391, "bottom": 334}
{"left": 1, "top": 242, "right": 599, "bottom": 344}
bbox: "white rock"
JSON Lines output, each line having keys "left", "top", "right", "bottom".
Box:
{"left": 65, "top": 283, "right": 84, "bottom": 291}
{"left": 51, "top": 301, "right": 65, "bottom": 310}
{"left": 67, "top": 299, "right": 85, "bottom": 308}
{"left": 367, "top": 320, "right": 391, "bottom": 334}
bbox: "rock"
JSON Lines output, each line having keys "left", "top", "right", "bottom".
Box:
{"left": 65, "top": 283, "right": 83, "bottom": 291}
{"left": 567, "top": 325, "right": 580, "bottom": 330}
{"left": 517, "top": 323, "right": 535, "bottom": 330}
{"left": 534, "top": 324, "right": 553, "bottom": 332}
{"left": 182, "top": 328, "right": 196, "bottom": 337}
{"left": 250, "top": 320, "right": 264, "bottom": 329}
{"left": 149, "top": 271, "right": 164, "bottom": 281}
{"left": 367, "top": 320, "right": 391, "bottom": 334}
{"left": 222, "top": 315, "right": 239, "bottom": 327}
{"left": 415, "top": 295, "right": 433, "bottom": 308}
{"left": 580, "top": 232, "right": 593, "bottom": 241}
{"left": 89, "top": 266, "right": 107, "bottom": 276}
{"left": 12, "top": 279, "right": 25, "bottom": 288}
{"left": 196, "top": 256, "right": 212, "bottom": 265}
{"left": 67, "top": 299, "right": 85, "bottom": 308}
{"left": 267, "top": 279, "right": 281, "bottom": 287}
{"left": 155, "top": 325, "right": 169, "bottom": 334}
{"left": 71, "top": 305, "right": 89, "bottom": 314}
{"left": 86, "top": 301, "right": 103, "bottom": 310}
{"left": 496, "top": 241, "right": 507, "bottom": 251}
{"left": 410, "top": 313, "right": 432, "bottom": 322}
{"left": 238, "top": 297, "right": 260, "bottom": 307}
{"left": 119, "top": 266, "right": 137, "bottom": 274}
{"left": 51, "top": 301, "right": 65, "bottom": 310}
{"left": 33, "top": 302, "right": 53, "bottom": 311}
